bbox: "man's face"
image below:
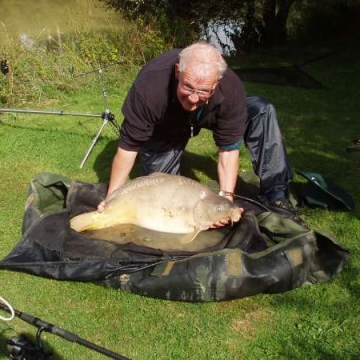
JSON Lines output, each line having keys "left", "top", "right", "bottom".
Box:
{"left": 175, "top": 64, "right": 218, "bottom": 112}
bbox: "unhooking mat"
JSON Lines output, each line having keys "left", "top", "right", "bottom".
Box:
{"left": 0, "top": 173, "right": 350, "bottom": 302}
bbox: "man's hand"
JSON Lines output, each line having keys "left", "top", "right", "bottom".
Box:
{"left": 210, "top": 207, "right": 244, "bottom": 229}
{"left": 97, "top": 200, "right": 106, "bottom": 213}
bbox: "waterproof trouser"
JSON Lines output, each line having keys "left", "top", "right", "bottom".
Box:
{"left": 245, "top": 95, "right": 293, "bottom": 198}
{"left": 139, "top": 95, "right": 293, "bottom": 198}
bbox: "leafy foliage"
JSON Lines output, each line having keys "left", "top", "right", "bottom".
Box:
{"left": 0, "top": 20, "right": 168, "bottom": 106}
{"left": 100, "top": 0, "right": 249, "bottom": 48}
{"left": 100, "top": 0, "right": 360, "bottom": 53}
{"left": 99, "top": 0, "right": 297, "bottom": 51}
{"left": 288, "top": 0, "right": 360, "bottom": 43}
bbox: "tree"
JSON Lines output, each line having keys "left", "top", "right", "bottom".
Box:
{"left": 262, "top": 0, "right": 297, "bottom": 46}
{"left": 99, "top": 0, "right": 300, "bottom": 51}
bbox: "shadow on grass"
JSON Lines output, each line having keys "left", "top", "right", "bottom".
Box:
{"left": 232, "top": 46, "right": 349, "bottom": 90}
{"left": 92, "top": 139, "right": 118, "bottom": 183}
{"left": 92, "top": 139, "right": 222, "bottom": 183}
{"left": 234, "top": 65, "right": 326, "bottom": 90}
{"left": 91, "top": 139, "right": 221, "bottom": 183}
{"left": 0, "top": 328, "right": 12, "bottom": 358}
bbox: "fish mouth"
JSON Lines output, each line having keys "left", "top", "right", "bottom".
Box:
{"left": 229, "top": 208, "right": 242, "bottom": 223}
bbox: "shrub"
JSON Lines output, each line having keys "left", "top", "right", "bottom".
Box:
{"left": 0, "top": 18, "right": 169, "bottom": 106}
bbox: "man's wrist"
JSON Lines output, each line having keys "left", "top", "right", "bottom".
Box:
{"left": 218, "top": 190, "right": 234, "bottom": 199}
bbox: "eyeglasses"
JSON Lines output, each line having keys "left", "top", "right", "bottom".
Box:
{"left": 179, "top": 83, "right": 215, "bottom": 100}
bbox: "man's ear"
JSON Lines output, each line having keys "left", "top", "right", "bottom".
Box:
{"left": 174, "top": 63, "right": 180, "bottom": 79}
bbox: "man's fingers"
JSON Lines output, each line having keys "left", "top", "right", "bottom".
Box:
{"left": 210, "top": 208, "right": 244, "bottom": 229}
{"left": 97, "top": 200, "right": 106, "bottom": 213}
{"left": 210, "top": 219, "right": 230, "bottom": 229}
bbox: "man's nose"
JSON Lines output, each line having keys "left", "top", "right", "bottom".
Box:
{"left": 188, "top": 92, "right": 200, "bottom": 103}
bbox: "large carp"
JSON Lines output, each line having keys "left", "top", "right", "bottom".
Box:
{"left": 70, "top": 172, "right": 242, "bottom": 243}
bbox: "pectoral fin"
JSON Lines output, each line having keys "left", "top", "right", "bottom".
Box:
{"left": 179, "top": 228, "right": 202, "bottom": 244}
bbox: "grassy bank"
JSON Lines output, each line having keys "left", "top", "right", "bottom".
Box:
{"left": 0, "top": 38, "right": 359, "bottom": 359}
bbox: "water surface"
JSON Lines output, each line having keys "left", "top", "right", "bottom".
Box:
{"left": 0, "top": 0, "right": 119, "bottom": 44}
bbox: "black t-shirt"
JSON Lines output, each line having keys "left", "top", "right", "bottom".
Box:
{"left": 119, "top": 49, "right": 247, "bottom": 152}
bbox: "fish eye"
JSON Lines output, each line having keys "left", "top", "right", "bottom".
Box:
{"left": 215, "top": 205, "right": 223, "bottom": 212}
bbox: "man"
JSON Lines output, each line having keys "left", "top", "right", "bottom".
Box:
{"left": 100, "top": 42, "right": 304, "bottom": 226}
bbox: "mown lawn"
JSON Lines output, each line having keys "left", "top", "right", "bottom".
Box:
{"left": 0, "top": 43, "right": 359, "bottom": 359}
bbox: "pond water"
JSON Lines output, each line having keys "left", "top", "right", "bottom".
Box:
{"left": 0, "top": 1, "right": 235, "bottom": 54}
{"left": 0, "top": 0, "right": 120, "bottom": 44}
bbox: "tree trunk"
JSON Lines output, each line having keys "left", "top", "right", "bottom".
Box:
{"left": 261, "top": 0, "right": 296, "bottom": 46}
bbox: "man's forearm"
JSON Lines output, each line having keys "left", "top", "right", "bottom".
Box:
{"left": 106, "top": 147, "right": 138, "bottom": 197}
{"left": 217, "top": 149, "right": 239, "bottom": 199}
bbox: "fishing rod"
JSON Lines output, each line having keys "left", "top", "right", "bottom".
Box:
{"left": 0, "top": 299, "right": 130, "bottom": 360}
{"left": 0, "top": 61, "right": 121, "bottom": 168}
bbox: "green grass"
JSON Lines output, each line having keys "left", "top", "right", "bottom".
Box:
{"left": 0, "top": 44, "right": 360, "bottom": 360}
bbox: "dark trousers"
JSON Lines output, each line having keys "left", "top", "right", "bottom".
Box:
{"left": 140, "top": 95, "right": 293, "bottom": 199}
{"left": 245, "top": 95, "right": 293, "bottom": 199}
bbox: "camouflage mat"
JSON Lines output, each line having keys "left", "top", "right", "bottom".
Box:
{"left": 0, "top": 173, "right": 350, "bottom": 302}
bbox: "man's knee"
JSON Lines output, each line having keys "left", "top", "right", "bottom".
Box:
{"left": 140, "top": 149, "right": 182, "bottom": 175}
{"left": 246, "top": 95, "right": 275, "bottom": 121}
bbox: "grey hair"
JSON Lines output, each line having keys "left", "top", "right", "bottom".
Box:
{"left": 178, "top": 42, "right": 228, "bottom": 80}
